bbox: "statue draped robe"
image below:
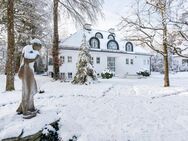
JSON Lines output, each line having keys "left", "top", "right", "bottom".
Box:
{"left": 17, "top": 53, "right": 39, "bottom": 118}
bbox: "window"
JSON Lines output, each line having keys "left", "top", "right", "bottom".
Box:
{"left": 125, "top": 42, "right": 133, "bottom": 52}
{"left": 68, "top": 56, "right": 72, "bottom": 63}
{"left": 91, "top": 57, "right": 94, "bottom": 65}
{"left": 49, "top": 58, "right": 53, "bottom": 65}
{"left": 182, "top": 59, "right": 188, "bottom": 66}
{"left": 126, "top": 58, "right": 129, "bottom": 64}
{"left": 60, "top": 73, "right": 66, "bottom": 80}
{"left": 89, "top": 37, "right": 100, "bottom": 49}
{"left": 108, "top": 34, "right": 115, "bottom": 40}
{"left": 130, "top": 59, "right": 134, "bottom": 64}
{"left": 107, "top": 40, "right": 119, "bottom": 50}
{"left": 60, "top": 56, "right": 64, "bottom": 64}
{"left": 96, "top": 57, "right": 100, "bottom": 64}
{"left": 68, "top": 72, "right": 72, "bottom": 79}
{"left": 95, "top": 32, "right": 103, "bottom": 39}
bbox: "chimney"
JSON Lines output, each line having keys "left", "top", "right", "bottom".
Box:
{"left": 83, "top": 23, "right": 92, "bottom": 31}
{"left": 108, "top": 28, "right": 115, "bottom": 34}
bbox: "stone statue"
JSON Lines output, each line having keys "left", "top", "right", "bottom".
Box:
{"left": 17, "top": 39, "right": 42, "bottom": 119}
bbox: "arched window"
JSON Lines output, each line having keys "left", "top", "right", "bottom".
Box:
{"left": 89, "top": 37, "right": 100, "bottom": 49}
{"left": 95, "top": 32, "right": 103, "bottom": 39}
{"left": 107, "top": 40, "right": 119, "bottom": 50}
{"left": 125, "top": 42, "right": 133, "bottom": 52}
{"left": 108, "top": 34, "right": 115, "bottom": 40}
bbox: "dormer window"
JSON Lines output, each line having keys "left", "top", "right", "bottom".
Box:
{"left": 89, "top": 37, "right": 100, "bottom": 49}
{"left": 125, "top": 42, "right": 133, "bottom": 52}
{"left": 107, "top": 40, "right": 119, "bottom": 50}
{"left": 95, "top": 32, "right": 103, "bottom": 39}
{"left": 108, "top": 34, "right": 115, "bottom": 40}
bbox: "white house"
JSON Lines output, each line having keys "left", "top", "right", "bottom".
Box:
{"left": 49, "top": 25, "right": 151, "bottom": 80}
{"left": 172, "top": 41, "right": 188, "bottom": 71}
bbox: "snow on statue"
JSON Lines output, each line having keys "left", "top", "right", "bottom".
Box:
{"left": 17, "top": 38, "right": 42, "bottom": 119}
{"left": 72, "top": 34, "right": 97, "bottom": 85}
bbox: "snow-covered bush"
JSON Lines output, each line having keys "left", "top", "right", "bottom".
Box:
{"left": 101, "top": 69, "right": 113, "bottom": 79}
{"left": 41, "top": 124, "right": 59, "bottom": 141}
{"left": 68, "top": 135, "right": 78, "bottom": 141}
{"left": 137, "top": 69, "right": 150, "bottom": 77}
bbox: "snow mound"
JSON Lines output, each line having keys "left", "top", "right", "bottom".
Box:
{"left": 0, "top": 109, "right": 59, "bottom": 139}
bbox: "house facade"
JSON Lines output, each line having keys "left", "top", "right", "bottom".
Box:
{"left": 49, "top": 25, "right": 151, "bottom": 80}
{"left": 172, "top": 41, "right": 188, "bottom": 71}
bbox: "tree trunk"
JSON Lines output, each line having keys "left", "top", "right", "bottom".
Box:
{"left": 52, "top": 0, "right": 59, "bottom": 80}
{"left": 161, "top": 4, "right": 170, "bottom": 87}
{"left": 163, "top": 44, "right": 170, "bottom": 87}
{"left": 6, "top": 0, "right": 15, "bottom": 91}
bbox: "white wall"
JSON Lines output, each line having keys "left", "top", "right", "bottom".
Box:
{"left": 57, "top": 49, "right": 151, "bottom": 79}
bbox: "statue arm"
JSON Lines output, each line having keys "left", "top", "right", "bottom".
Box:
{"left": 24, "top": 55, "right": 39, "bottom": 63}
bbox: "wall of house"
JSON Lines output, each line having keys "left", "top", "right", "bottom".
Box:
{"left": 54, "top": 49, "right": 151, "bottom": 79}
{"left": 173, "top": 56, "right": 188, "bottom": 71}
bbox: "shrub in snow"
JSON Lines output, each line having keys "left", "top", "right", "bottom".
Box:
{"left": 101, "top": 69, "right": 113, "bottom": 79}
{"left": 69, "top": 135, "right": 78, "bottom": 141}
{"left": 41, "top": 124, "right": 59, "bottom": 141}
{"left": 137, "top": 69, "right": 150, "bottom": 77}
{"left": 72, "top": 34, "right": 97, "bottom": 84}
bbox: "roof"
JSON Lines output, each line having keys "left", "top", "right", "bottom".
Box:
{"left": 60, "top": 29, "right": 150, "bottom": 55}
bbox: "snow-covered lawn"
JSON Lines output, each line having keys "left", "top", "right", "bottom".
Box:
{"left": 1, "top": 72, "right": 188, "bottom": 141}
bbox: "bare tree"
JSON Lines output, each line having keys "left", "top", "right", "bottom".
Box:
{"left": 52, "top": 0, "right": 103, "bottom": 80}
{"left": 119, "top": 0, "right": 187, "bottom": 87}
{"left": 6, "top": 0, "right": 15, "bottom": 91}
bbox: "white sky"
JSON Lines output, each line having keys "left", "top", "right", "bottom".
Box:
{"left": 59, "top": 0, "right": 133, "bottom": 37}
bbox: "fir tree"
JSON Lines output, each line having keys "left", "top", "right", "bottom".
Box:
{"left": 72, "top": 34, "right": 97, "bottom": 84}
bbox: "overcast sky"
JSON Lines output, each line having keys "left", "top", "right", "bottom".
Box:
{"left": 60, "top": 0, "right": 133, "bottom": 36}
{"left": 95, "top": 0, "right": 133, "bottom": 30}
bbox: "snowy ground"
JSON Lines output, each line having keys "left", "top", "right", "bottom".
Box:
{"left": 1, "top": 72, "right": 188, "bottom": 141}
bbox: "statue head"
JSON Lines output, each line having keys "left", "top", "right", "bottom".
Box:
{"left": 30, "top": 38, "right": 42, "bottom": 51}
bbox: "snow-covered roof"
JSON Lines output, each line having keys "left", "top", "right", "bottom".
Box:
{"left": 60, "top": 29, "right": 150, "bottom": 55}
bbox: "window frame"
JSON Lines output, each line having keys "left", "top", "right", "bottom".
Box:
{"left": 130, "top": 59, "right": 134, "bottom": 64}
{"left": 67, "top": 56, "right": 72, "bottom": 63}
{"left": 107, "top": 40, "right": 119, "bottom": 50}
{"left": 126, "top": 58, "right": 129, "bottom": 64}
{"left": 89, "top": 37, "right": 100, "bottom": 49}
{"left": 60, "top": 56, "right": 65, "bottom": 64}
{"left": 125, "top": 42, "right": 134, "bottom": 52}
{"left": 108, "top": 34, "right": 115, "bottom": 40}
{"left": 49, "top": 57, "right": 53, "bottom": 65}
{"left": 91, "top": 57, "right": 94, "bottom": 65}
{"left": 68, "top": 72, "right": 73, "bottom": 79}
{"left": 96, "top": 57, "right": 100, "bottom": 64}
{"left": 95, "top": 32, "right": 103, "bottom": 39}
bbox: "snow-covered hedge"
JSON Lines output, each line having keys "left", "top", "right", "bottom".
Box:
{"left": 137, "top": 69, "right": 150, "bottom": 77}
{"left": 101, "top": 69, "right": 113, "bottom": 79}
